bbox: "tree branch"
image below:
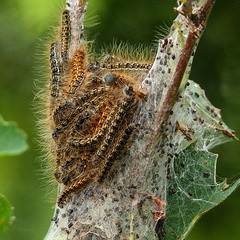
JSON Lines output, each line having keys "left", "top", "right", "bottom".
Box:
{"left": 44, "top": 1, "right": 216, "bottom": 239}
{"left": 156, "top": 0, "right": 215, "bottom": 127}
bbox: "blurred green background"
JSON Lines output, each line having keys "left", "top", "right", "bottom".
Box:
{"left": 0, "top": 0, "right": 239, "bottom": 239}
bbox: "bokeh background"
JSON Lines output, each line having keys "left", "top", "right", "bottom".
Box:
{"left": 0, "top": 0, "right": 239, "bottom": 239}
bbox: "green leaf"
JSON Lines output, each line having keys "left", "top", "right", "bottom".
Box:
{"left": 0, "top": 115, "right": 28, "bottom": 157}
{"left": 162, "top": 80, "right": 239, "bottom": 239}
{"left": 0, "top": 194, "right": 13, "bottom": 232}
{"left": 164, "top": 145, "right": 240, "bottom": 239}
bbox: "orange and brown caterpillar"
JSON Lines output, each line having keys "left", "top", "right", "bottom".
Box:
{"left": 48, "top": 9, "right": 151, "bottom": 208}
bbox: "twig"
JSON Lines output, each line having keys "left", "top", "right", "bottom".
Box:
{"left": 156, "top": 0, "right": 215, "bottom": 126}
